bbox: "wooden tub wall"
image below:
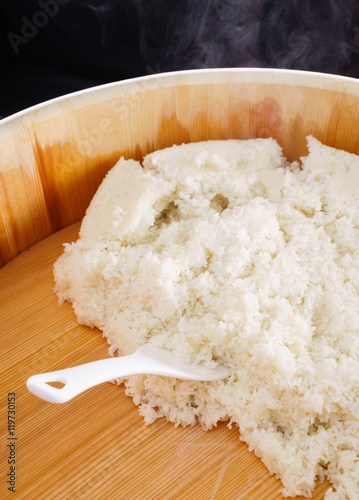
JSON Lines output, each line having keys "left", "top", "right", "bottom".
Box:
{"left": 1, "top": 69, "right": 359, "bottom": 267}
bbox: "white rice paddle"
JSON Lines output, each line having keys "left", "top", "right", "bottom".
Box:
{"left": 27, "top": 344, "right": 230, "bottom": 404}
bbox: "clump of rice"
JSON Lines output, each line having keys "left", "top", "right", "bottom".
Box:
{"left": 54, "top": 137, "right": 359, "bottom": 499}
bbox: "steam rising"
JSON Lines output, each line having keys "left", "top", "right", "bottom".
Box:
{"left": 134, "top": 0, "right": 359, "bottom": 77}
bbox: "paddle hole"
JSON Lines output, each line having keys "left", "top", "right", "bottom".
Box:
{"left": 46, "top": 381, "right": 66, "bottom": 389}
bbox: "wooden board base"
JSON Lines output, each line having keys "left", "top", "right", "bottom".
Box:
{"left": 0, "top": 223, "right": 330, "bottom": 499}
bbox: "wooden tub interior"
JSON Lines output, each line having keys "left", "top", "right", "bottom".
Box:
{"left": 1, "top": 69, "right": 359, "bottom": 499}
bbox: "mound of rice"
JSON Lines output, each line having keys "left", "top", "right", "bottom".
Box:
{"left": 54, "top": 137, "right": 359, "bottom": 499}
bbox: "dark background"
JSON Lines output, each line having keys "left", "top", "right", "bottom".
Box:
{"left": 1, "top": 0, "right": 359, "bottom": 119}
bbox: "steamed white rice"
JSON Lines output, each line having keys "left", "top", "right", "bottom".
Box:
{"left": 54, "top": 137, "right": 359, "bottom": 499}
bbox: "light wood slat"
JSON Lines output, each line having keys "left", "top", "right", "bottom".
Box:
{"left": 2, "top": 69, "right": 359, "bottom": 267}
{"left": 0, "top": 223, "right": 330, "bottom": 499}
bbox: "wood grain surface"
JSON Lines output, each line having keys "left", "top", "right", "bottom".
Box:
{"left": 0, "top": 223, "right": 332, "bottom": 500}
{"left": 3, "top": 69, "right": 359, "bottom": 267}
